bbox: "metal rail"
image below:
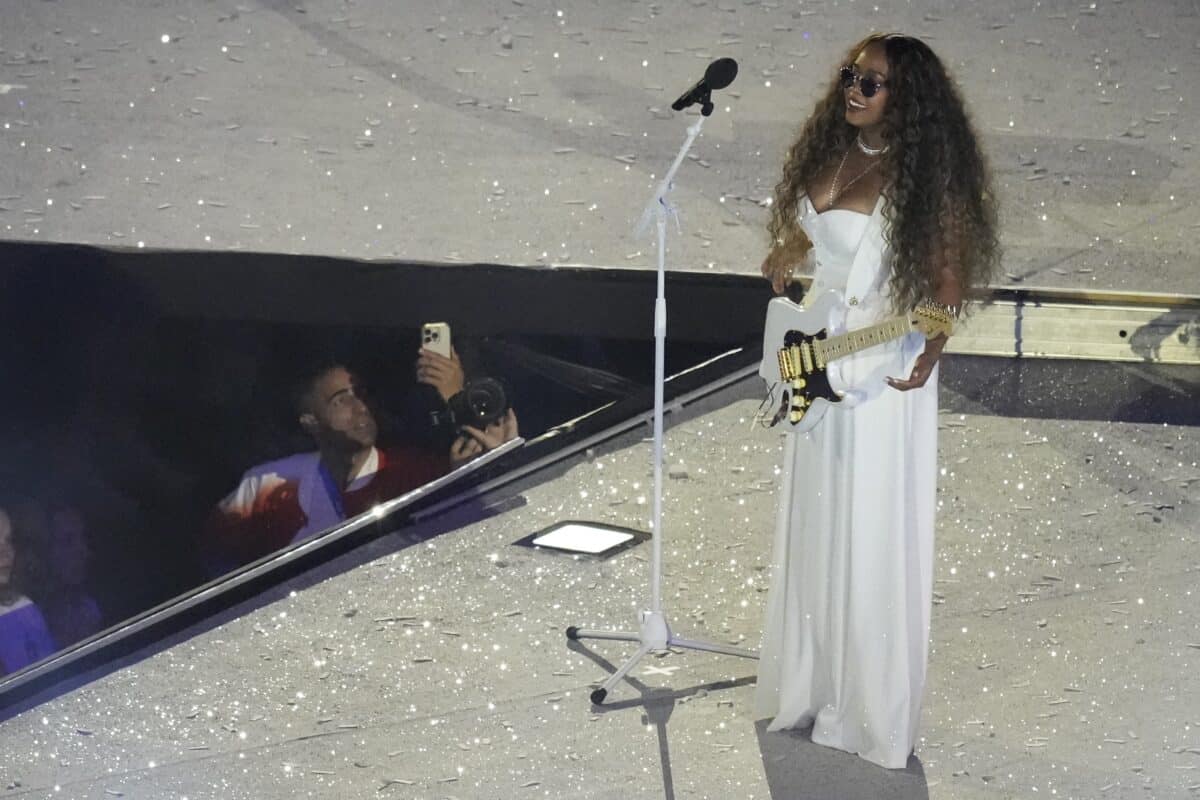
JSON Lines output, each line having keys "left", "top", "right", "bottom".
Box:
{"left": 782, "top": 275, "right": 1200, "bottom": 366}
{"left": 949, "top": 286, "right": 1200, "bottom": 364}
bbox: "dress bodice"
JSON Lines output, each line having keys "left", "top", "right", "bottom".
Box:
{"left": 799, "top": 195, "right": 871, "bottom": 296}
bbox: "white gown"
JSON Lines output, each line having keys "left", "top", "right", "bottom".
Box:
{"left": 754, "top": 195, "right": 938, "bottom": 770}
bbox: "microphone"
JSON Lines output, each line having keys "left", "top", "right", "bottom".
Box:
{"left": 671, "top": 58, "right": 738, "bottom": 116}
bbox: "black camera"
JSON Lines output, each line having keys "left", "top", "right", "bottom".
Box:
{"left": 432, "top": 377, "right": 511, "bottom": 429}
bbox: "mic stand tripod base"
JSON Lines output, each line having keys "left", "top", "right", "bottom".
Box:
{"left": 566, "top": 611, "right": 757, "bottom": 705}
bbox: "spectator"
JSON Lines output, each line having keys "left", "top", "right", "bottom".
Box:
{"left": 201, "top": 352, "right": 517, "bottom": 574}
{"left": 37, "top": 505, "right": 104, "bottom": 648}
{"left": 0, "top": 508, "right": 57, "bottom": 677}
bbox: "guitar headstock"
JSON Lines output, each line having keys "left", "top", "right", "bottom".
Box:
{"left": 909, "top": 301, "right": 957, "bottom": 339}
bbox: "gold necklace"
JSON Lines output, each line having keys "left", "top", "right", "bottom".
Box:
{"left": 827, "top": 149, "right": 881, "bottom": 209}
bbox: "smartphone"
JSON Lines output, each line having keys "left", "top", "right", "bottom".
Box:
{"left": 421, "top": 322, "right": 452, "bottom": 358}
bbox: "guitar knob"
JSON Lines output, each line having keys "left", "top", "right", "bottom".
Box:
{"left": 797, "top": 378, "right": 806, "bottom": 388}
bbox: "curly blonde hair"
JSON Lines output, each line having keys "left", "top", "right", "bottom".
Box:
{"left": 767, "top": 33, "right": 1000, "bottom": 311}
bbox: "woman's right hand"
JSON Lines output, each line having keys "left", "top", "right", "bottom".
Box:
{"left": 761, "top": 252, "right": 793, "bottom": 296}
{"left": 761, "top": 233, "right": 812, "bottom": 296}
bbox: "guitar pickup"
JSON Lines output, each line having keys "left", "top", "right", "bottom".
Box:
{"left": 778, "top": 346, "right": 802, "bottom": 381}
{"left": 800, "top": 341, "right": 814, "bottom": 375}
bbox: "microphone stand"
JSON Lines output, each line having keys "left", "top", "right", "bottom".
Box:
{"left": 566, "top": 111, "right": 758, "bottom": 705}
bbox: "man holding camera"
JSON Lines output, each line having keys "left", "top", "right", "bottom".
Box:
{"left": 200, "top": 348, "right": 518, "bottom": 574}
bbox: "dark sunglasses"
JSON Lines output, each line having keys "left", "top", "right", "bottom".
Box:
{"left": 839, "top": 65, "right": 887, "bottom": 98}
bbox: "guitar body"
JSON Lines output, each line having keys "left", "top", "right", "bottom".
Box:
{"left": 761, "top": 290, "right": 954, "bottom": 432}
{"left": 759, "top": 291, "right": 849, "bottom": 433}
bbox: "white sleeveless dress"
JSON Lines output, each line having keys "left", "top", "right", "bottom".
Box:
{"left": 754, "top": 195, "right": 939, "bottom": 770}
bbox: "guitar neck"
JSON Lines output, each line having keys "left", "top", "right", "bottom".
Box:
{"left": 814, "top": 315, "right": 911, "bottom": 363}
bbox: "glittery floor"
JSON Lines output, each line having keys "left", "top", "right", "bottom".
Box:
{"left": 0, "top": 0, "right": 1196, "bottom": 295}
{"left": 1, "top": 1, "right": 1198, "bottom": 797}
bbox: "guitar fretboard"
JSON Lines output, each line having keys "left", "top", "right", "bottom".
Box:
{"left": 813, "top": 316, "right": 911, "bottom": 364}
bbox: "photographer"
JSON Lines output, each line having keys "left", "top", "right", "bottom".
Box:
{"left": 419, "top": 346, "right": 517, "bottom": 462}
{"left": 200, "top": 348, "right": 517, "bottom": 575}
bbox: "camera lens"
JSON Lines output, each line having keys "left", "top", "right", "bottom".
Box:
{"left": 449, "top": 378, "right": 508, "bottom": 428}
{"left": 466, "top": 381, "right": 503, "bottom": 418}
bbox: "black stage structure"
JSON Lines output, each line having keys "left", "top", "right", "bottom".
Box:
{"left": 2, "top": 240, "right": 1197, "bottom": 718}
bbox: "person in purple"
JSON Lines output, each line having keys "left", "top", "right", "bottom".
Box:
{"left": 38, "top": 505, "right": 104, "bottom": 649}
{"left": 0, "top": 507, "right": 57, "bottom": 677}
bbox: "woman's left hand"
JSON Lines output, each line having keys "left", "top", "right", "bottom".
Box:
{"left": 887, "top": 336, "right": 946, "bottom": 392}
{"left": 886, "top": 353, "right": 937, "bottom": 391}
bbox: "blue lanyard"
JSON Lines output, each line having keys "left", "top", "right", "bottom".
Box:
{"left": 316, "top": 462, "right": 347, "bottom": 520}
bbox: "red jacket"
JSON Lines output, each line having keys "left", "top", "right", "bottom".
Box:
{"left": 201, "top": 445, "right": 448, "bottom": 573}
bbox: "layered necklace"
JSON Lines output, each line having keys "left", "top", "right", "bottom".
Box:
{"left": 827, "top": 134, "right": 889, "bottom": 208}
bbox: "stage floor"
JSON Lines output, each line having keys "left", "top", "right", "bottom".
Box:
{"left": 0, "top": 377, "right": 1196, "bottom": 799}
{"left": 2, "top": 2, "right": 1199, "bottom": 796}
{"left": 1, "top": 0, "right": 1197, "bottom": 295}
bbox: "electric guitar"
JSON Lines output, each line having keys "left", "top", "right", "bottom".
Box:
{"left": 759, "top": 290, "right": 956, "bottom": 431}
